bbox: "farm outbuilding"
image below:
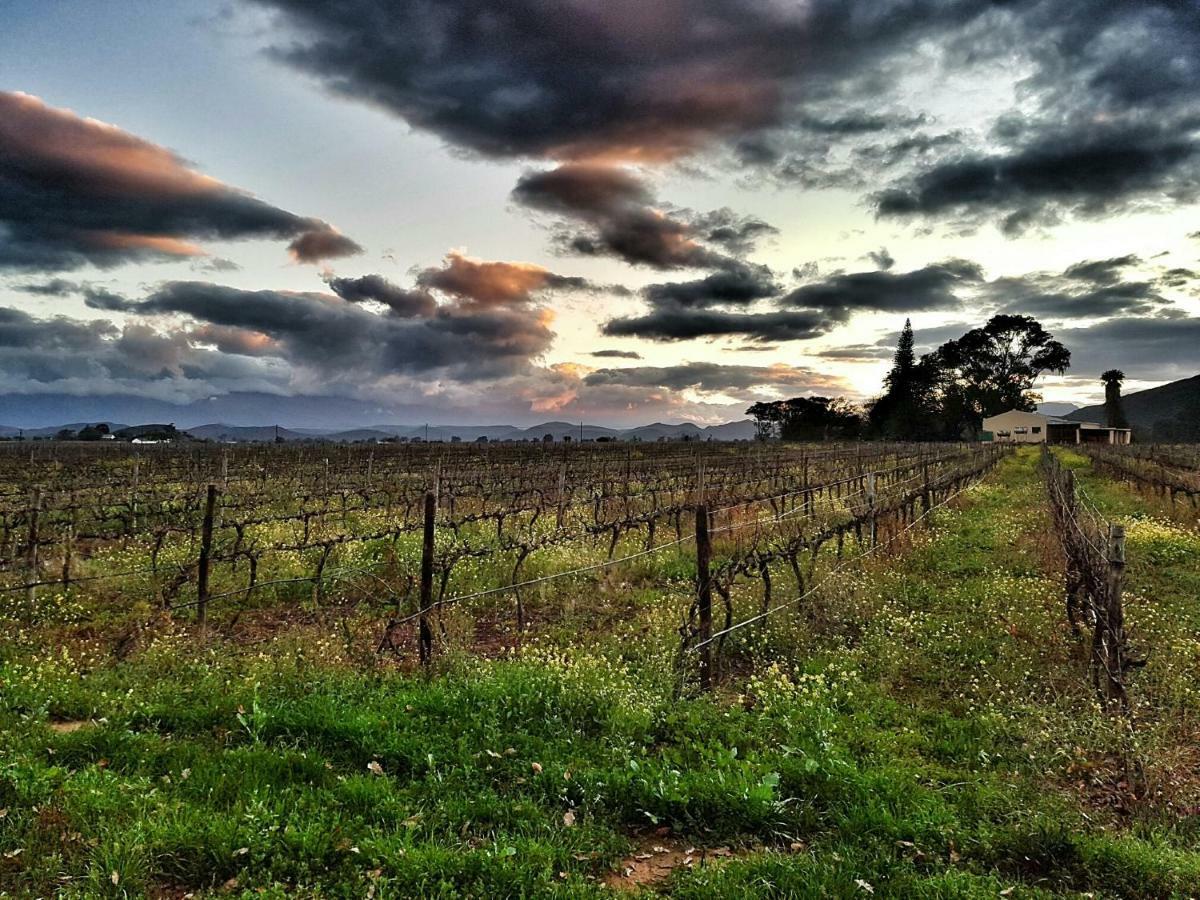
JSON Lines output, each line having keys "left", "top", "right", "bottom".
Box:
{"left": 981, "top": 409, "right": 1131, "bottom": 445}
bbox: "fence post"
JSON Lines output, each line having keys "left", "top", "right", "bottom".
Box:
{"left": 196, "top": 484, "right": 218, "bottom": 635}
{"left": 1102, "top": 523, "right": 1128, "bottom": 710}
{"left": 556, "top": 465, "right": 567, "bottom": 529}
{"left": 61, "top": 516, "right": 74, "bottom": 591}
{"left": 25, "top": 488, "right": 42, "bottom": 605}
{"left": 130, "top": 458, "right": 139, "bottom": 534}
{"left": 802, "top": 454, "right": 811, "bottom": 517}
{"left": 418, "top": 491, "right": 435, "bottom": 666}
{"left": 921, "top": 462, "right": 931, "bottom": 514}
{"left": 866, "top": 472, "right": 877, "bottom": 547}
{"left": 695, "top": 504, "right": 713, "bottom": 691}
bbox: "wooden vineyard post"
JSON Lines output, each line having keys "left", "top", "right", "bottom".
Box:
{"left": 196, "top": 484, "right": 218, "bottom": 636}
{"left": 921, "top": 461, "right": 931, "bottom": 514}
{"left": 25, "top": 488, "right": 41, "bottom": 605}
{"left": 418, "top": 491, "right": 435, "bottom": 666}
{"left": 61, "top": 514, "right": 74, "bottom": 591}
{"left": 556, "top": 465, "right": 567, "bottom": 529}
{"left": 866, "top": 472, "right": 877, "bottom": 547}
{"left": 695, "top": 504, "right": 713, "bottom": 691}
{"left": 802, "top": 454, "right": 811, "bottom": 518}
{"left": 130, "top": 458, "right": 139, "bottom": 534}
{"left": 1098, "top": 523, "right": 1128, "bottom": 711}
{"left": 216, "top": 450, "right": 229, "bottom": 530}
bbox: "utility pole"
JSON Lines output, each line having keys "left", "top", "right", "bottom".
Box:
{"left": 579, "top": 420, "right": 583, "bottom": 443}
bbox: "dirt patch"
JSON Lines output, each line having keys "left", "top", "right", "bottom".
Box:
{"left": 604, "top": 832, "right": 749, "bottom": 892}
{"left": 47, "top": 719, "right": 91, "bottom": 733}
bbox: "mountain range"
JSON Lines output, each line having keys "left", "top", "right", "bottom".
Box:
{"left": 180, "top": 420, "right": 758, "bottom": 443}
{"left": 0, "top": 416, "right": 758, "bottom": 443}
{"left": 1067, "top": 374, "right": 1200, "bottom": 438}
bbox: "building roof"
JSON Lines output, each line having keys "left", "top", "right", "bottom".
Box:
{"left": 986, "top": 409, "right": 1130, "bottom": 431}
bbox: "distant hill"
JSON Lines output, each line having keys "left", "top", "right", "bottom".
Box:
{"left": 1036, "top": 402, "right": 1078, "bottom": 417}
{"left": 0, "top": 408, "right": 761, "bottom": 444}
{"left": 167, "top": 420, "right": 758, "bottom": 443}
{"left": 185, "top": 424, "right": 307, "bottom": 442}
{"left": 1067, "top": 373, "right": 1200, "bottom": 439}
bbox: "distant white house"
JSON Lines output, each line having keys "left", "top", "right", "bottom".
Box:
{"left": 981, "top": 409, "right": 1131, "bottom": 445}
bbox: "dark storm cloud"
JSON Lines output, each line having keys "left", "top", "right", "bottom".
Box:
{"left": 604, "top": 260, "right": 981, "bottom": 343}
{"left": 781, "top": 260, "right": 980, "bottom": 316}
{"left": 133, "top": 278, "right": 554, "bottom": 381}
{"left": 249, "top": 0, "right": 838, "bottom": 162}
{"left": 692, "top": 209, "right": 779, "bottom": 254}
{"left": 996, "top": 281, "right": 1160, "bottom": 320}
{"left": 325, "top": 273, "right": 436, "bottom": 317}
{"left": 816, "top": 343, "right": 896, "bottom": 361}
{"left": 1059, "top": 315, "right": 1200, "bottom": 382}
{"left": 13, "top": 278, "right": 137, "bottom": 311}
{"left": 0, "top": 91, "right": 360, "bottom": 272}
{"left": 250, "top": 0, "right": 1049, "bottom": 166}
{"left": 13, "top": 279, "right": 80, "bottom": 296}
{"left": 642, "top": 265, "right": 778, "bottom": 309}
{"left": 798, "top": 111, "right": 928, "bottom": 136}
{"left": 0, "top": 305, "right": 276, "bottom": 394}
{"left": 853, "top": 133, "right": 964, "bottom": 169}
{"left": 989, "top": 255, "right": 1175, "bottom": 321}
{"left": 589, "top": 349, "right": 642, "bottom": 359}
{"left": 602, "top": 308, "right": 835, "bottom": 343}
{"left": 875, "top": 123, "right": 1200, "bottom": 232}
{"left": 81, "top": 287, "right": 138, "bottom": 312}
{"left": 1157, "top": 268, "right": 1197, "bottom": 289}
{"left": 583, "top": 361, "right": 844, "bottom": 396}
{"left": 870, "top": 2, "right": 1200, "bottom": 230}
{"left": 1062, "top": 255, "right": 1140, "bottom": 285}
{"left": 512, "top": 164, "right": 752, "bottom": 270}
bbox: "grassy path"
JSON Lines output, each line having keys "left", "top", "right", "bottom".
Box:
{"left": 2, "top": 448, "right": 1199, "bottom": 897}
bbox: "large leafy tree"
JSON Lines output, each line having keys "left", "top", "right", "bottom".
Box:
{"left": 926, "top": 314, "right": 1070, "bottom": 437}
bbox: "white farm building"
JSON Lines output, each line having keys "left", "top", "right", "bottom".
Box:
{"left": 981, "top": 409, "right": 1131, "bottom": 445}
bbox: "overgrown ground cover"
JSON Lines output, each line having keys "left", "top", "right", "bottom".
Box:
{"left": 2, "top": 447, "right": 1199, "bottom": 897}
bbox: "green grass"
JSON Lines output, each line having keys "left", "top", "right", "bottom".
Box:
{"left": 2, "top": 448, "right": 1200, "bottom": 897}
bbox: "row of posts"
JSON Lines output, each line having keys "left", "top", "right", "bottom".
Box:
{"left": 24, "top": 460, "right": 894, "bottom": 669}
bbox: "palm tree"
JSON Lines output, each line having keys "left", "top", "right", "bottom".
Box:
{"left": 1101, "top": 369, "right": 1129, "bottom": 429}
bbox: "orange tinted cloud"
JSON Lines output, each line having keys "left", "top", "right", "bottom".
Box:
{"left": 0, "top": 92, "right": 225, "bottom": 198}
{"left": 417, "top": 252, "right": 590, "bottom": 306}
{"left": 0, "top": 91, "right": 360, "bottom": 270}
{"left": 83, "top": 231, "right": 205, "bottom": 257}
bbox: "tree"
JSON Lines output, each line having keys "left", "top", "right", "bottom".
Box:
{"left": 1101, "top": 369, "right": 1129, "bottom": 429}
{"left": 926, "top": 314, "right": 1070, "bottom": 438}
{"left": 747, "top": 397, "right": 862, "bottom": 441}
{"left": 746, "top": 400, "right": 786, "bottom": 440}
{"left": 867, "top": 319, "right": 938, "bottom": 440}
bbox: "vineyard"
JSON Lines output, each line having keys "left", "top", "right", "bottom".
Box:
{"left": 3, "top": 440, "right": 1200, "bottom": 897}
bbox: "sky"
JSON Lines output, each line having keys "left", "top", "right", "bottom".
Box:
{"left": 1, "top": 0, "right": 1198, "bottom": 427}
